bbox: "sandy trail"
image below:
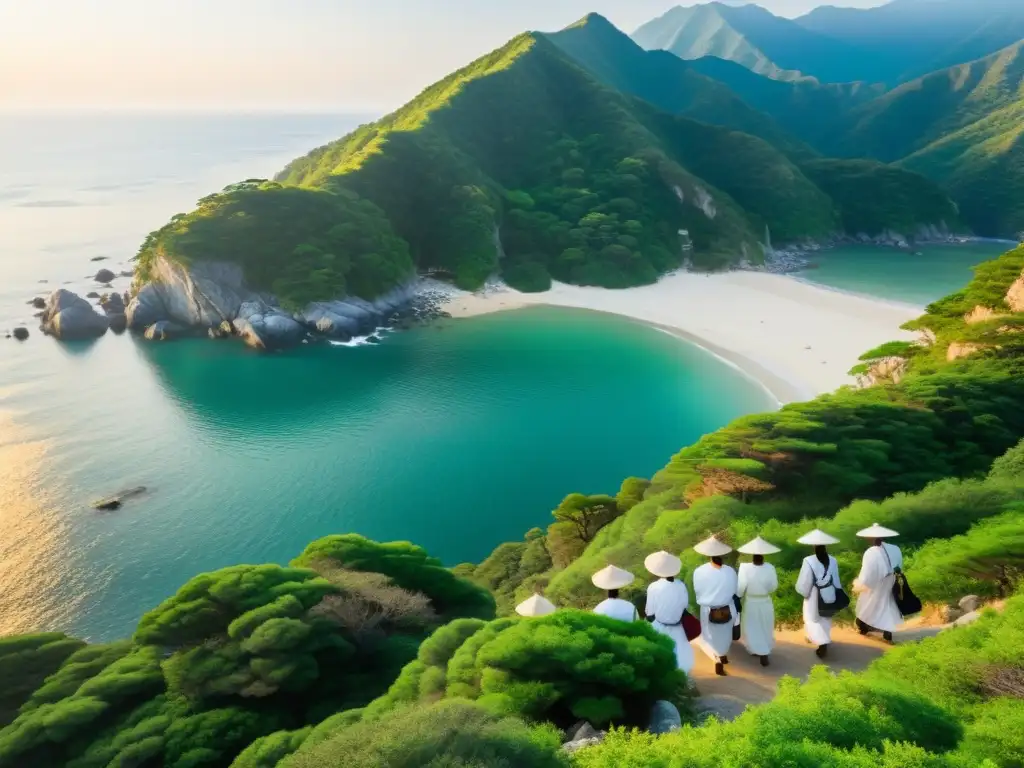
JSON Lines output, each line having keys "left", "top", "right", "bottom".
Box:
{"left": 689, "top": 623, "right": 945, "bottom": 720}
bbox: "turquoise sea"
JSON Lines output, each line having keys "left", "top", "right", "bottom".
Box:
{"left": 0, "top": 113, "right": 1014, "bottom": 643}
{"left": 0, "top": 113, "right": 774, "bottom": 641}
{"left": 796, "top": 242, "right": 1011, "bottom": 306}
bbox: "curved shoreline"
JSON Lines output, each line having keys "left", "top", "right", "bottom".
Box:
{"left": 436, "top": 271, "right": 921, "bottom": 405}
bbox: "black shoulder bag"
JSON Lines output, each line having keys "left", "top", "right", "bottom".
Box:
{"left": 814, "top": 562, "right": 850, "bottom": 618}
{"left": 884, "top": 547, "right": 922, "bottom": 617}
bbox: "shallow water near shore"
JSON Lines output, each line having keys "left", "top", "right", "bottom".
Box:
{"left": 796, "top": 242, "right": 1011, "bottom": 306}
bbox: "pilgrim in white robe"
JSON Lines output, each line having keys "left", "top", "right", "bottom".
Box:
{"left": 594, "top": 597, "right": 638, "bottom": 623}
{"left": 693, "top": 563, "right": 738, "bottom": 661}
{"left": 737, "top": 562, "right": 778, "bottom": 656}
{"left": 854, "top": 542, "right": 904, "bottom": 633}
{"left": 644, "top": 578, "right": 696, "bottom": 674}
{"left": 795, "top": 554, "right": 841, "bottom": 647}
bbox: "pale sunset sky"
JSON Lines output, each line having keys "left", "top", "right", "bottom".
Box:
{"left": 0, "top": 1, "right": 886, "bottom": 111}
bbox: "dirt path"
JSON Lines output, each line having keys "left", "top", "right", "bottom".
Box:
{"left": 690, "top": 623, "right": 945, "bottom": 721}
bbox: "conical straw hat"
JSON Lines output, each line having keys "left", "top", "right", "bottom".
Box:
{"left": 737, "top": 536, "right": 781, "bottom": 555}
{"left": 591, "top": 564, "right": 635, "bottom": 590}
{"left": 693, "top": 536, "right": 733, "bottom": 557}
{"left": 515, "top": 593, "right": 557, "bottom": 617}
{"left": 644, "top": 550, "right": 682, "bottom": 578}
{"left": 856, "top": 522, "right": 899, "bottom": 538}
{"left": 797, "top": 529, "right": 840, "bottom": 546}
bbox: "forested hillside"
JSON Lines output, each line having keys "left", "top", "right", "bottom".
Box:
{"left": 277, "top": 32, "right": 838, "bottom": 291}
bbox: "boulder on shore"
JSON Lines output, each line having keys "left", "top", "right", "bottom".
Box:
{"left": 30, "top": 296, "right": 46, "bottom": 310}
{"left": 40, "top": 289, "right": 110, "bottom": 340}
{"left": 12, "top": 327, "right": 29, "bottom": 341}
{"left": 235, "top": 306, "right": 306, "bottom": 350}
{"left": 94, "top": 268, "right": 116, "bottom": 284}
{"left": 959, "top": 595, "right": 981, "bottom": 614}
{"left": 648, "top": 700, "right": 682, "bottom": 734}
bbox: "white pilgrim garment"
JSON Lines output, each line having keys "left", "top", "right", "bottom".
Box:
{"left": 594, "top": 597, "right": 638, "bottom": 622}
{"left": 854, "top": 542, "right": 904, "bottom": 633}
{"left": 737, "top": 562, "right": 778, "bottom": 655}
{"left": 644, "top": 578, "right": 696, "bottom": 674}
{"left": 692, "top": 563, "right": 738, "bottom": 661}
{"left": 795, "top": 554, "right": 841, "bottom": 646}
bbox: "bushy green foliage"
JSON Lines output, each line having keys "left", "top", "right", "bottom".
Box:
{"left": 0, "top": 633, "right": 84, "bottom": 727}
{"left": 989, "top": 437, "right": 1024, "bottom": 481}
{"left": 137, "top": 183, "right": 414, "bottom": 310}
{"left": 229, "top": 727, "right": 312, "bottom": 768}
{"left": 291, "top": 534, "right": 495, "bottom": 621}
{"left": 280, "top": 700, "right": 567, "bottom": 768}
{"left": 364, "top": 611, "right": 683, "bottom": 729}
{"left": 800, "top": 158, "right": 961, "bottom": 235}
{"left": 908, "top": 507, "right": 1024, "bottom": 601}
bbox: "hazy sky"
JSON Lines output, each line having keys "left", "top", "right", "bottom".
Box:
{"left": 0, "top": 1, "right": 887, "bottom": 111}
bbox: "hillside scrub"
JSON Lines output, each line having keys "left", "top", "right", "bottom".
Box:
{"left": 0, "top": 538, "right": 490, "bottom": 768}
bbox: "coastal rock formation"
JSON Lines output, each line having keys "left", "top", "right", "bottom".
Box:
{"left": 100, "top": 293, "right": 128, "bottom": 334}
{"left": 144, "top": 320, "right": 186, "bottom": 341}
{"left": 12, "top": 327, "right": 29, "bottom": 341}
{"left": 232, "top": 300, "right": 306, "bottom": 350}
{"left": 965, "top": 306, "right": 1006, "bottom": 324}
{"left": 40, "top": 289, "right": 110, "bottom": 340}
{"left": 29, "top": 296, "right": 46, "bottom": 310}
{"left": 126, "top": 253, "right": 419, "bottom": 349}
{"left": 94, "top": 268, "right": 116, "bottom": 284}
{"left": 1006, "top": 271, "right": 1024, "bottom": 312}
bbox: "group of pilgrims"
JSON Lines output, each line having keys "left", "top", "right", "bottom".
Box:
{"left": 515, "top": 523, "right": 907, "bottom": 677}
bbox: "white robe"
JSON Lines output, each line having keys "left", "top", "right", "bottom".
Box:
{"left": 594, "top": 597, "right": 638, "bottom": 623}
{"left": 693, "top": 563, "right": 738, "bottom": 661}
{"left": 854, "top": 542, "right": 904, "bottom": 633}
{"left": 795, "top": 554, "right": 841, "bottom": 646}
{"left": 737, "top": 562, "right": 778, "bottom": 656}
{"left": 644, "top": 578, "right": 696, "bottom": 674}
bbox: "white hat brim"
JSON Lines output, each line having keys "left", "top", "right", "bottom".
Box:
{"left": 856, "top": 523, "right": 899, "bottom": 538}
{"left": 737, "top": 536, "right": 781, "bottom": 555}
{"left": 797, "top": 529, "right": 840, "bottom": 546}
{"left": 515, "top": 594, "right": 556, "bottom": 617}
{"left": 644, "top": 551, "right": 682, "bottom": 578}
{"left": 694, "top": 536, "right": 733, "bottom": 557}
{"left": 592, "top": 565, "right": 635, "bottom": 590}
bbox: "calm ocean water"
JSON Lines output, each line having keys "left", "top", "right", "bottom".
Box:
{"left": 796, "top": 242, "right": 1010, "bottom": 306}
{"left": 0, "top": 113, "right": 775, "bottom": 641}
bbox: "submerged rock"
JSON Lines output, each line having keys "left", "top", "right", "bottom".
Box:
{"left": 94, "top": 268, "right": 116, "bottom": 284}
{"left": 40, "top": 289, "right": 110, "bottom": 340}
{"left": 12, "top": 327, "right": 29, "bottom": 341}
{"left": 30, "top": 296, "right": 46, "bottom": 310}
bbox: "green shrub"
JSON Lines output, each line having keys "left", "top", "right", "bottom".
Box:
{"left": 0, "top": 633, "right": 84, "bottom": 727}
{"left": 279, "top": 700, "right": 567, "bottom": 768}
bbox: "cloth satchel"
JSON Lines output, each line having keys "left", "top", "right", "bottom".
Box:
{"left": 883, "top": 548, "right": 922, "bottom": 617}
{"left": 813, "top": 564, "right": 850, "bottom": 618}
{"left": 682, "top": 610, "right": 702, "bottom": 641}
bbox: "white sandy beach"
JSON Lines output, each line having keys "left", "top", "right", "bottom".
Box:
{"left": 437, "top": 272, "right": 922, "bottom": 405}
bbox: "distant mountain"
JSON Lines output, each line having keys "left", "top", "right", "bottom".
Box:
{"left": 797, "top": 0, "right": 1024, "bottom": 84}
{"left": 632, "top": 2, "right": 886, "bottom": 83}
{"left": 635, "top": 1, "right": 1024, "bottom": 87}
{"left": 545, "top": 13, "right": 814, "bottom": 160}
{"left": 841, "top": 40, "right": 1024, "bottom": 236}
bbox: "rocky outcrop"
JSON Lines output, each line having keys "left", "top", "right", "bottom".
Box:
{"left": 1006, "top": 270, "right": 1024, "bottom": 313}
{"left": 865, "top": 356, "right": 908, "bottom": 385}
{"left": 40, "top": 289, "right": 110, "bottom": 340}
{"left": 126, "top": 253, "right": 419, "bottom": 350}
{"left": 947, "top": 342, "right": 990, "bottom": 361}
{"left": 562, "top": 722, "right": 605, "bottom": 754}
{"left": 964, "top": 305, "right": 1006, "bottom": 324}
{"left": 94, "top": 268, "right": 116, "bottom": 284}
{"left": 144, "top": 321, "right": 187, "bottom": 341}
{"left": 232, "top": 300, "right": 306, "bottom": 350}
{"left": 100, "top": 292, "right": 128, "bottom": 334}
